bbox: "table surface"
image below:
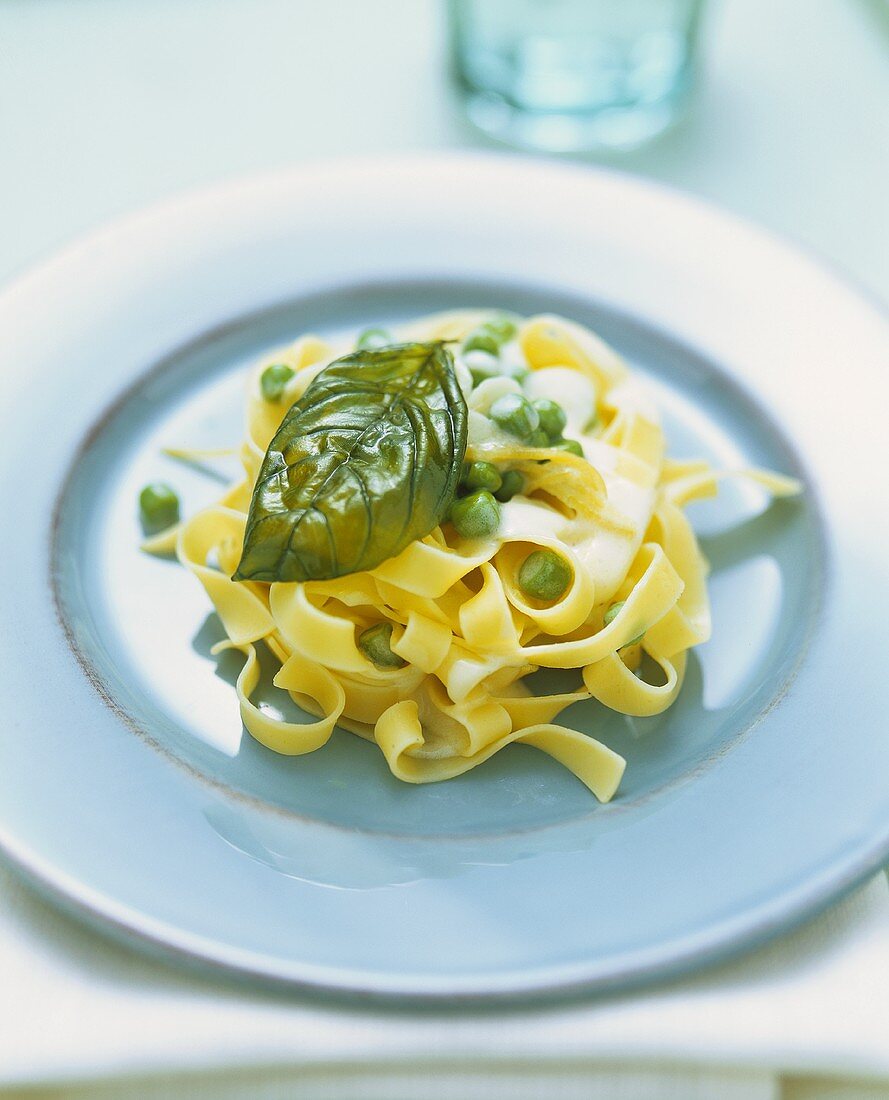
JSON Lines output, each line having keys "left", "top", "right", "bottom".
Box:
{"left": 1, "top": 0, "right": 888, "bottom": 304}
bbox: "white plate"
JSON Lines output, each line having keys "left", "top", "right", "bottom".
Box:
{"left": 0, "top": 154, "right": 887, "bottom": 1000}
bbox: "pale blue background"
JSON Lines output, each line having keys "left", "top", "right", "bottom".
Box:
{"left": 1, "top": 0, "right": 888, "bottom": 305}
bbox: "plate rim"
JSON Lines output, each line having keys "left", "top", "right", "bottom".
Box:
{"left": 1, "top": 816, "right": 883, "bottom": 1004}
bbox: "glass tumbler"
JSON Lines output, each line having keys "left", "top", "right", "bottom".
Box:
{"left": 448, "top": 0, "right": 706, "bottom": 153}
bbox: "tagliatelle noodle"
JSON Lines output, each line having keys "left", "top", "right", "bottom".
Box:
{"left": 161, "top": 311, "right": 800, "bottom": 801}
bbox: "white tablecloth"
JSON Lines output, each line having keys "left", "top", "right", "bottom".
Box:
{"left": 1, "top": 0, "right": 888, "bottom": 1095}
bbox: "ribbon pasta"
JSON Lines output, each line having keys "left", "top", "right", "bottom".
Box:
{"left": 168, "top": 312, "right": 800, "bottom": 801}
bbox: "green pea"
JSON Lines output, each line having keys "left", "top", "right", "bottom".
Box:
{"left": 532, "top": 398, "right": 567, "bottom": 440}
{"left": 483, "top": 313, "right": 518, "bottom": 343}
{"left": 517, "top": 550, "right": 573, "bottom": 603}
{"left": 603, "top": 600, "right": 644, "bottom": 646}
{"left": 139, "top": 482, "right": 180, "bottom": 532}
{"left": 553, "top": 438, "right": 584, "bottom": 457}
{"left": 489, "top": 393, "right": 540, "bottom": 441}
{"left": 260, "top": 363, "right": 295, "bottom": 402}
{"left": 463, "top": 460, "right": 503, "bottom": 494}
{"left": 450, "top": 490, "right": 500, "bottom": 539}
{"left": 357, "top": 326, "right": 394, "bottom": 350}
{"left": 494, "top": 469, "right": 524, "bottom": 503}
{"left": 463, "top": 328, "right": 500, "bottom": 356}
{"left": 358, "top": 622, "right": 406, "bottom": 669}
{"left": 527, "top": 428, "right": 551, "bottom": 448}
{"left": 503, "top": 361, "right": 531, "bottom": 383}
{"left": 465, "top": 350, "right": 501, "bottom": 388}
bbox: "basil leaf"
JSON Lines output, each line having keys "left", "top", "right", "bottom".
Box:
{"left": 233, "top": 341, "right": 468, "bottom": 583}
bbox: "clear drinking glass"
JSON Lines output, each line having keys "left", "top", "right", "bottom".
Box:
{"left": 448, "top": 0, "right": 706, "bottom": 153}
